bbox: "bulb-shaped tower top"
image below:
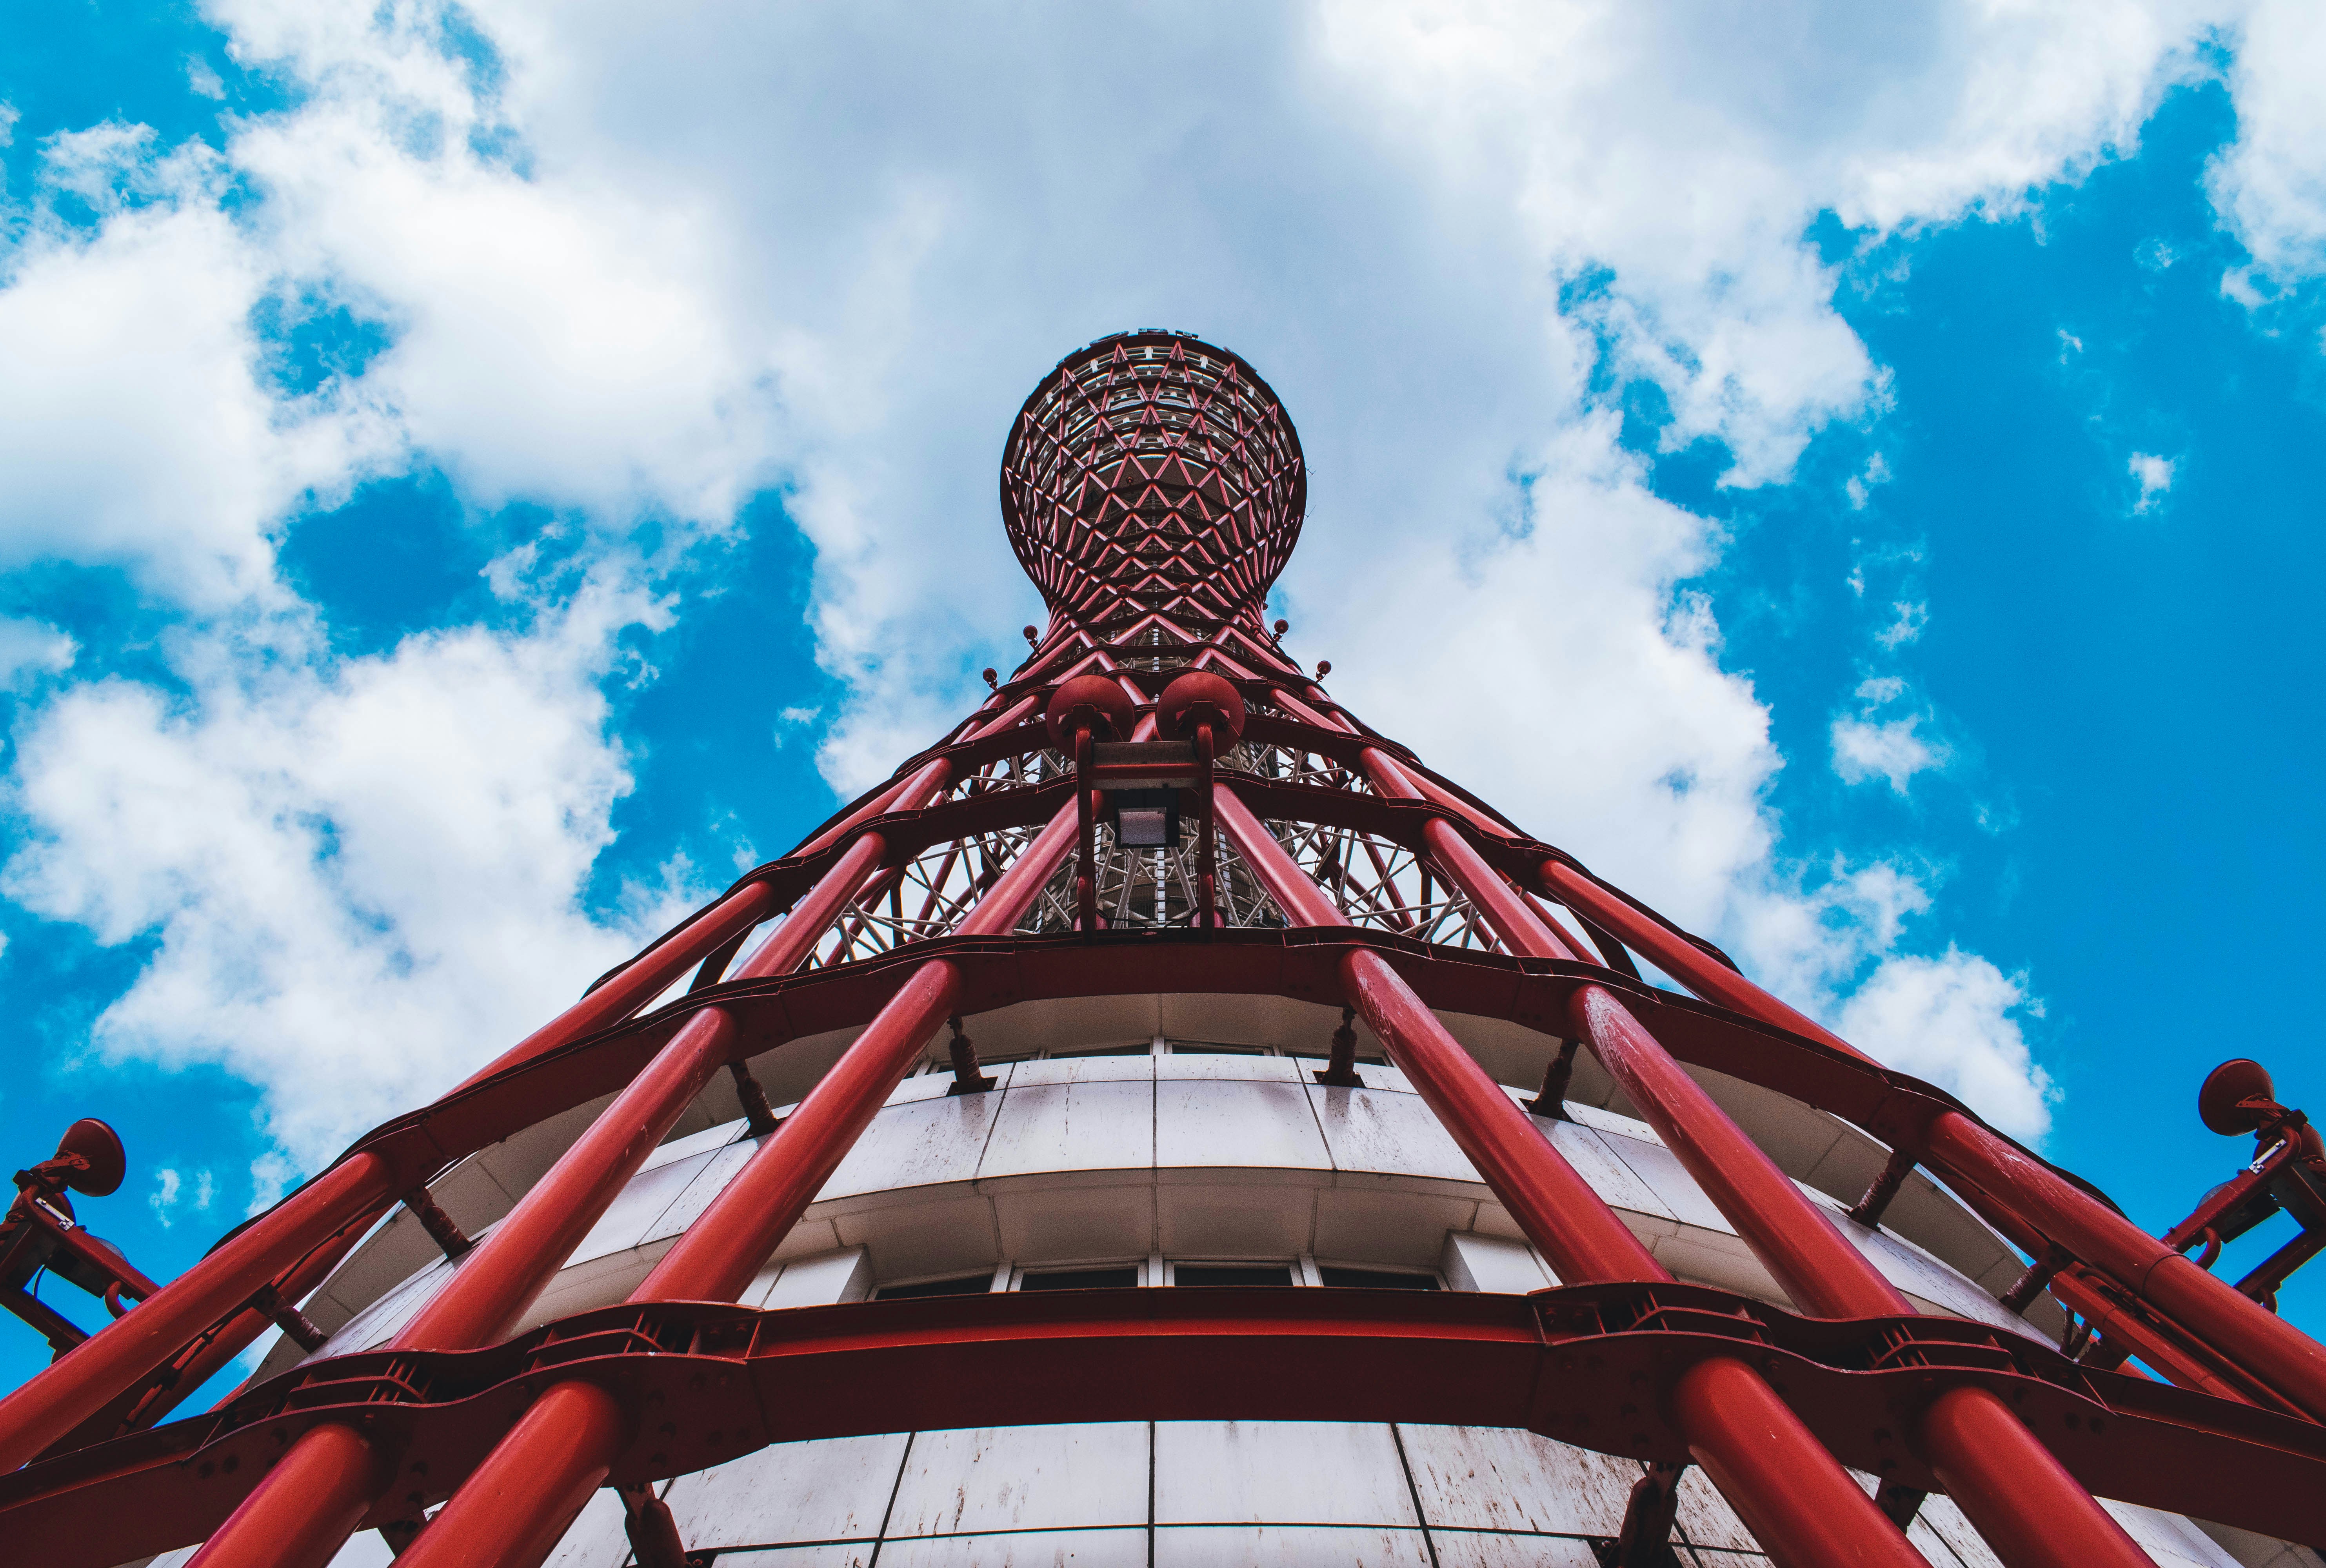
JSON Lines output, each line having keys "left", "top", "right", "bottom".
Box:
{"left": 1000, "top": 330, "right": 1305, "bottom": 629}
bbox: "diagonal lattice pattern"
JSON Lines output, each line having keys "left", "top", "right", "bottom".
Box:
{"left": 1001, "top": 330, "right": 1305, "bottom": 627}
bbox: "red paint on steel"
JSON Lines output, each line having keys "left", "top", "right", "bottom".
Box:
{"left": 388, "top": 800, "right": 1082, "bottom": 1568}
{"left": 1341, "top": 950, "right": 1664, "bottom": 1286}
{"left": 1570, "top": 984, "right": 1907, "bottom": 1322}
{"left": 1924, "top": 1109, "right": 2326, "bottom": 1421}
{"left": 1668, "top": 1356, "right": 1926, "bottom": 1568}
{"left": 1214, "top": 782, "right": 1344, "bottom": 928}
{"left": 0, "top": 1152, "right": 398, "bottom": 1473}
{"left": 1357, "top": 745, "right": 1578, "bottom": 963}
{"left": 393, "top": 1379, "right": 626, "bottom": 1568}
{"left": 180, "top": 1419, "right": 388, "bottom": 1568}
{"left": 638, "top": 961, "right": 962, "bottom": 1305}
{"left": 451, "top": 879, "right": 776, "bottom": 1093}
{"left": 181, "top": 1012, "right": 750, "bottom": 1568}
{"left": 1569, "top": 980, "right": 2154, "bottom": 1566}
{"left": 403, "top": 1008, "right": 743, "bottom": 1351}
{"left": 1539, "top": 858, "right": 1871, "bottom": 1063}
{"left": 1919, "top": 1385, "right": 2152, "bottom": 1568}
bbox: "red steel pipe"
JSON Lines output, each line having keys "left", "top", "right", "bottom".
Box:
{"left": 1372, "top": 754, "right": 2146, "bottom": 1566}
{"left": 1924, "top": 1109, "right": 2326, "bottom": 1421}
{"left": 401, "top": 1008, "right": 743, "bottom": 1351}
{"left": 173, "top": 1420, "right": 389, "bottom": 1568}
{"left": 390, "top": 800, "right": 1082, "bottom": 1568}
{"left": 405, "top": 1380, "right": 627, "bottom": 1568}
{"left": 1356, "top": 749, "right": 1577, "bottom": 962}
{"left": 180, "top": 774, "right": 968, "bottom": 1566}
{"left": 1570, "top": 986, "right": 1906, "bottom": 1322}
{"left": 1538, "top": 858, "right": 1869, "bottom": 1062}
{"left": 1919, "top": 1385, "right": 2147, "bottom": 1568}
{"left": 183, "top": 1015, "right": 751, "bottom": 1568}
{"left": 451, "top": 879, "right": 776, "bottom": 1092}
{"left": 1566, "top": 990, "right": 2153, "bottom": 1568}
{"left": 1670, "top": 1357, "right": 1926, "bottom": 1568}
{"left": 1210, "top": 785, "right": 1926, "bottom": 1566}
{"left": 0, "top": 1151, "right": 398, "bottom": 1473}
{"left": 636, "top": 962, "right": 962, "bottom": 1304}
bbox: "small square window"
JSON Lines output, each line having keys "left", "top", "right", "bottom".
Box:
{"left": 1172, "top": 1263, "right": 1295, "bottom": 1288}
{"left": 1318, "top": 1267, "right": 1439, "bottom": 1291}
{"left": 1020, "top": 1266, "right": 1140, "bottom": 1291}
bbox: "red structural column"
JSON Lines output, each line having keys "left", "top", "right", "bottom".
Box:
{"left": 181, "top": 769, "right": 969, "bottom": 1568}
{"left": 1355, "top": 749, "right": 1578, "bottom": 963}
{"left": 1212, "top": 782, "right": 1926, "bottom": 1568}
{"left": 1543, "top": 836, "right": 2326, "bottom": 1422}
{"left": 180, "top": 1422, "right": 391, "bottom": 1568}
{"left": 0, "top": 1151, "right": 399, "bottom": 1474}
{"left": 0, "top": 866, "right": 774, "bottom": 1475}
{"left": 1341, "top": 744, "right": 2148, "bottom": 1568}
{"left": 1923, "top": 1109, "right": 2326, "bottom": 1422}
{"left": 1537, "top": 858, "right": 1867, "bottom": 1061}
{"left": 1565, "top": 991, "right": 2152, "bottom": 1568}
{"left": 387, "top": 802, "right": 1081, "bottom": 1568}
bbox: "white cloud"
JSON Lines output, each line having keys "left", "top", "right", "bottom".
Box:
{"left": 1834, "top": 714, "right": 1944, "bottom": 793}
{"left": 2130, "top": 450, "right": 2175, "bottom": 511}
{"left": 3, "top": 0, "right": 2244, "bottom": 1163}
{"left": 1876, "top": 600, "right": 1929, "bottom": 648}
{"left": 2, "top": 573, "right": 703, "bottom": 1168}
{"left": 0, "top": 617, "right": 76, "bottom": 686}
{"left": 1838, "top": 948, "right": 2054, "bottom": 1139}
{"left": 2208, "top": 0, "right": 2326, "bottom": 283}
{"left": 1831, "top": 677, "right": 1948, "bottom": 794}
{"left": 147, "top": 1167, "right": 181, "bottom": 1227}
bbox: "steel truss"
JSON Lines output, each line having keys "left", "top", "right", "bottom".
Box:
{"left": 2, "top": 330, "right": 2319, "bottom": 1568}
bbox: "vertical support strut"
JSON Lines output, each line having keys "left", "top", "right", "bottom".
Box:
{"left": 382, "top": 800, "right": 1081, "bottom": 1568}
{"left": 180, "top": 762, "right": 971, "bottom": 1568}
{"left": 1212, "top": 781, "right": 1926, "bottom": 1568}
{"left": 1329, "top": 748, "right": 2152, "bottom": 1568}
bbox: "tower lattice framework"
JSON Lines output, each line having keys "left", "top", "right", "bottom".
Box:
{"left": 2, "top": 330, "right": 2324, "bottom": 1568}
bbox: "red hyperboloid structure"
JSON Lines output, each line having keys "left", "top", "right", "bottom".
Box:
{"left": 2, "top": 332, "right": 2323, "bottom": 1568}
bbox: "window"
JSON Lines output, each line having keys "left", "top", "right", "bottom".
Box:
{"left": 874, "top": 1274, "right": 993, "bottom": 1301}
{"left": 1046, "top": 1042, "right": 1151, "bottom": 1059}
{"left": 1163, "top": 1040, "right": 1268, "bottom": 1056}
{"left": 1318, "top": 1267, "right": 1439, "bottom": 1291}
{"left": 1172, "top": 1263, "right": 1295, "bottom": 1288}
{"left": 1020, "top": 1266, "right": 1140, "bottom": 1291}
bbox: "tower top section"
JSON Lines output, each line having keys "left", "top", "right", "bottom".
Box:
{"left": 1000, "top": 330, "right": 1306, "bottom": 628}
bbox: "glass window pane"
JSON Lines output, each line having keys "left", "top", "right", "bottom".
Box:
{"left": 1172, "top": 1264, "right": 1295, "bottom": 1288}
{"left": 1319, "top": 1267, "right": 1439, "bottom": 1291}
{"left": 1022, "top": 1267, "right": 1141, "bottom": 1291}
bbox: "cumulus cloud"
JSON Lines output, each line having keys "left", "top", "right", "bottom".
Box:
{"left": 2130, "top": 451, "right": 2176, "bottom": 511}
{"left": 7, "top": 0, "right": 2277, "bottom": 1167}
{"left": 0, "top": 617, "right": 75, "bottom": 686}
{"left": 1839, "top": 948, "right": 2054, "bottom": 1138}
{"left": 1832, "top": 678, "right": 1949, "bottom": 794}
{"left": 2, "top": 572, "right": 702, "bottom": 1167}
{"left": 2208, "top": 0, "right": 2326, "bottom": 283}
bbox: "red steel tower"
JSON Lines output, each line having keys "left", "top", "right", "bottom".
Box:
{"left": 3, "top": 332, "right": 2324, "bottom": 1568}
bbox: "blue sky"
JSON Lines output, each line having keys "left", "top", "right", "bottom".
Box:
{"left": 2, "top": 1, "right": 2324, "bottom": 1404}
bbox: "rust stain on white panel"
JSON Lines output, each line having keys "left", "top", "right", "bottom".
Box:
{"left": 1306, "top": 1083, "right": 1480, "bottom": 1185}
{"left": 1157, "top": 1080, "right": 1331, "bottom": 1171}
{"left": 662, "top": 1431, "right": 909, "bottom": 1550}
{"left": 980, "top": 1081, "right": 1156, "bottom": 1179}
{"left": 1154, "top": 1421, "right": 1417, "bottom": 1526}
{"left": 822, "top": 1094, "right": 1006, "bottom": 1199}
{"left": 883, "top": 1423, "right": 1150, "bottom": 1537}
{"left": 1397, "top": 1424, "right": 1642, "bottom": 1537}
{"left": 876, "top": 1528, "right": 1147, "bottom": 1567}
